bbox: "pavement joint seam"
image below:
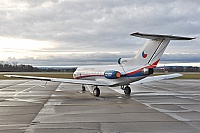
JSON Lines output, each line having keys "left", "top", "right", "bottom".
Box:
{"left": 24, "top": 82, "right": 62, "bottom": 132}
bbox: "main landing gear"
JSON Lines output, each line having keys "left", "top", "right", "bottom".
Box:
{"left": 93, "top": 86, "right": 100, "bottom": 97}
{"left": 82, "top": 85, "right": 86, "bottom": 92}
{"left": 121, "top": 85, "right": 131, "bottom": 95}
{"left": 81, "top": 85, "right": 130, "bottom": 97}
{"left": 81, "top": 85, "right": 100, "bottom": 97}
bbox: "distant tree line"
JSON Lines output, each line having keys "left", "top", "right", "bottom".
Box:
{"left": 156, "top": 66, "right": 200, "bottom": 72}
{"left": 0, "top": 62, "right": 199, "bottom": 73}
{"left": 0, "top": 63, "right": 40, "bottom": 72}
{"left": 0, "top": 62, "right": 76, "bottom": 72}
{"left": 167, "top": 66, "right": 199, "bottom": 72}
{"left": 39, "top": 67, "right": 76, "bottom": 72}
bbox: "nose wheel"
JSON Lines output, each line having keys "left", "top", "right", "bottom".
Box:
{"left": 93, "top": 86, "right": 100, "bottom": 97}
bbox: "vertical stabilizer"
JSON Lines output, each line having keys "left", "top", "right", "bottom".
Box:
{"left": 133, "top": 39, "right": 170, "bottom": 67}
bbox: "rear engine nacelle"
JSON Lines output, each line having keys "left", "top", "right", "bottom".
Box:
{"left": 142, "top": 68, "right": 154, "bottom": 75}
{"left": 118, "top": 58, "right": 133, "bottom": 65}
{"left": 104, "top": 70, "right": 121, "bottom": 79}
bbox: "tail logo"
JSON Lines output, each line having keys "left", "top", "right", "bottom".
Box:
{"left": 142, "top": 51, "right": 147, "bottom": 58}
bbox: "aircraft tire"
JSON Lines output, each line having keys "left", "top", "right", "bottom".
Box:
{"left": 124, "top": 86, "right": 131, "bottom": 95}
{"left": 93, "top": 87, "right": 100, "bottom": 97}
{"left": 82, "top": 85, "right": 86, "bottom": 91}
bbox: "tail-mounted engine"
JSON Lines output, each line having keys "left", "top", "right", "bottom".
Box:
{"left": 118, "top": 58, "right": 133, "bottom": 65}
{"left": 142, "top": 68, "right": 154, "bottom": 75}
{"left": 104, "top": 70, "right": 121, "bottom": 79}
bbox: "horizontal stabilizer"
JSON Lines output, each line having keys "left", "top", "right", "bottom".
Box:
{"left": 130, "top": 32, "right": 195, "bottom": 40}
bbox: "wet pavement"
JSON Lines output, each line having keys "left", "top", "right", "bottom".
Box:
{"left": 0, "top": 79, "right": 199, "bottom": 133}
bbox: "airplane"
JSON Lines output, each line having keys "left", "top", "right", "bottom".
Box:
{"left": 4, "top": 32, "right": 195, "bottom": 97}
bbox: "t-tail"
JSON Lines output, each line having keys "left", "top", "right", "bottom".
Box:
{"left": 119, "top": 32, "right": 195, "bottom": 68}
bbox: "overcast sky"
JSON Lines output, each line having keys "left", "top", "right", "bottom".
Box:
{"left": 0, "top": 0, "right": 199, "bottom": 66}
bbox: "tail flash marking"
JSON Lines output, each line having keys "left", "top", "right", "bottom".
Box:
{"left": 146, "top": 59, "right": 160, "bottom": 68}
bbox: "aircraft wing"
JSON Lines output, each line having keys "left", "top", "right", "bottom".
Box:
{"left": 4, "top": 75, "right": 108, "bottom": 86}
{"left": 4, "top": 73, "right": 182, "bottom": 89}
{"left": 131, "top": 73, "right": 182, "bottom": 84}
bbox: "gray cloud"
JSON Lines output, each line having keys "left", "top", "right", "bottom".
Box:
{"left": 6, "top": 52, "right": 200, "bottom": 66}
{"left": 161, "top": 53, "right": 200, "bottom": 62}
{"left": 0, "top": 0, "right": 200, "bottom": 66}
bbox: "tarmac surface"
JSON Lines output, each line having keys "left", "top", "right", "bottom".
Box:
{"left": 0, "top": 79, "right": 199, "bottom": 133}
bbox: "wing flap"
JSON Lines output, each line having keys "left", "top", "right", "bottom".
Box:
{"left": 4, "top": 75, "right": 108, "bottom": 86}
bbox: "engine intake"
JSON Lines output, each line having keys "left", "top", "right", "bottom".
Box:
{"left": 104, "top": 70, "right": 121, "bottom": 79}
{"left": 142, "top": 68, "right": 154, "bottom": 75}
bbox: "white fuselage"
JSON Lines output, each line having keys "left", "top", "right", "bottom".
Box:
{"left": 73, "top": 64, "right": 148, "bottom": 87}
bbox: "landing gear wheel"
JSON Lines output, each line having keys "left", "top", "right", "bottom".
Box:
{"left": 124, "top": 86, "right": 131, "bottom": 95}
{"left": 82, "top": 85, "right": 86, "bottom": 92}
{"left": 93, "top": 87, "right": 100, "bottom": 97}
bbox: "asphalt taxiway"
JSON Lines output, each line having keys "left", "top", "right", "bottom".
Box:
{"left": 0, "top": 79, "right": 199, "bottom": 133}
